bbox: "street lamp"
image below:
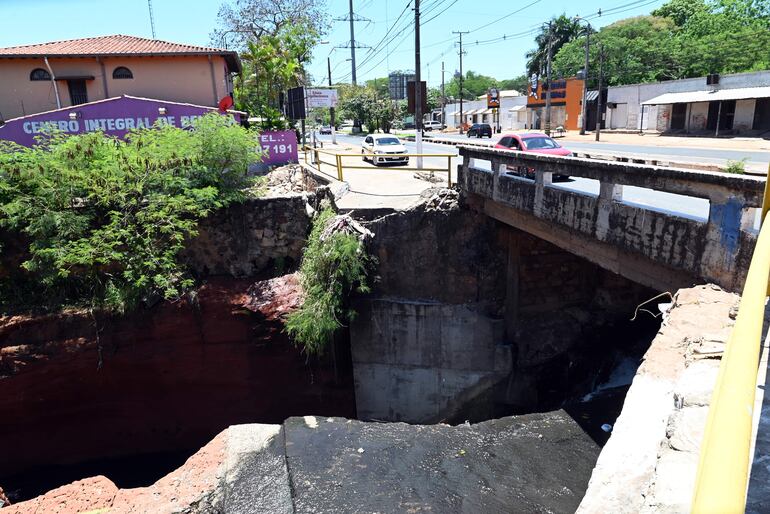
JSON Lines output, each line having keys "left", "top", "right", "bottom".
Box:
{"left": 574, "top": 16, "right": 592, "bottom": 136}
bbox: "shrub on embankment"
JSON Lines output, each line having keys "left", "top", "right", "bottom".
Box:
{"left": 286, "top": 209, "right": 375, "bottom": 355}
{"left": 0, "top": 114, "right": 263, "bottom": 314}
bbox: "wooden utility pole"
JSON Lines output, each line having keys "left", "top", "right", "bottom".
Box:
{"left": 545, "top": 21, "right": 553, "bottom": 136}
{"left": 453, "top": 30, "right": 468, "bottom": 133}
{"left": 596, "top": 44, "right": 604, "bottom": 141}
{"left": 414, "top": 0, "right": 423, "bottom": 168}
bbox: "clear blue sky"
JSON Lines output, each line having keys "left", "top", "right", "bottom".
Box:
{"left": 2, "top": 0, "right": 667, "bottom": 87}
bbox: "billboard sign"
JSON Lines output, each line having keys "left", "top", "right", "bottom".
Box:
{"left": 487, "top": 88, "right": 500, "bottom": 108}
{"left": 0, "top": 95, "right": 242, "bottom": 147}
{"left": 259, "top": 130, "right": 298, "bottom": 166}
{"left": 306, "top": 88, "right": 338, "bottom": 108}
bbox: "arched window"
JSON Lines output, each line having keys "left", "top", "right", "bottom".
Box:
{"left": 112, "top": 66, "right": 133, "bottom": 79}
{"left": 30, "top": 68, "right": 51, "bottom": 81}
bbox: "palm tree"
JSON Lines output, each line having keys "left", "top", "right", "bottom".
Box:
{"left": 526, "top": 15, "right": 583, "bottom": 77}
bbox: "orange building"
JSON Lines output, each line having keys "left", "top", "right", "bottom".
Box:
{"left": 526, "top": 77, "right": 585, "bottom": 131}
{"left": 0, "top": 35, "right": 241, "bottom": 120}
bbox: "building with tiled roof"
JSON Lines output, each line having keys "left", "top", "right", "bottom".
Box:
{"left": 0, "top": 35, "right": 241, "bottom": 120}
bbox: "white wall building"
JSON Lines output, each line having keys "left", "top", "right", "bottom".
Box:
{"left": 444, "top": 90, "right": 528, "bottom": 130}
{"left": 606, "top": 70, "right": 770, "bottom": 135}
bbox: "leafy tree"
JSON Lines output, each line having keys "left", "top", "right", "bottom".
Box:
{"left": 336, "top": 85, "right": 400, "bottom": 133}
{"left": 554, "top": 0, "right": 770, "bottom": 87}
{"left": 213, "top": 0, "right": 329, "bottom": 45}
{"left": 365, "top": 77, "right": 390, "bottom": 98}
{"left": 446, "top": 71, "right": 499, "bottom": 100}
{"left": 498, "top": 74, "right": 530, "bottom": 94}
{"left": 235, "top": 21, "right": 324, "bottom": 130}
{"left": 526, "top": 14, "right": 583, "bottom": 77}
{"left": 0, "top": 114, "right": 262, "bottom": 314}
{"left": 553, "top": 16, "right": 682, "bottom": 87}
{"left": 652, "top": 0, "right": 709, "bottom": 26}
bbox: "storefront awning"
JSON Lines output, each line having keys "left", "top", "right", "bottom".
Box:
{"left": 642, "top": 86, "right": 770, "bottom": 105}
{"left": 508, "top": 105, "right": 526, "bottom": 111}
{"left": 479, "top": 108, "right": 494, "bottom": 114}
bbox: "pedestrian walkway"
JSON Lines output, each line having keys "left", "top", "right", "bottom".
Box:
{"left": 301, "top": 143, "right": 457, "bottom": 210}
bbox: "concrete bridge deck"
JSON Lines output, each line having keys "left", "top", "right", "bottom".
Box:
{"left": 457, "top": 145, "right": 766, "bottom": 292}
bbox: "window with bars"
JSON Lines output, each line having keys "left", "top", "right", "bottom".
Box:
{"left": 30, "top": 68, "right": 51, "bottom": 81}
{"left": 112, "top": 66, "right": 133, "bottom": 79}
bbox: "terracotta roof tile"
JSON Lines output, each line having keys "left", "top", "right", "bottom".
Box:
{"left": 0, "top": 34, "right": 240, "bottom": 72}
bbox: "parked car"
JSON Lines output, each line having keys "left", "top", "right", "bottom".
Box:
{"left": 362, "top": 134, "right": 409, "bottom": 166}
{"left": 467, "top": 123, "right": 493, "bottom": 138}
{"left": 319, "top": 125, "right": 332, "bottom": 134}
{"left": 494, "top": 132, "right": 573, "bottom": 179}
{"left": 423, "top": 120, "right": 445, "bottom": 131}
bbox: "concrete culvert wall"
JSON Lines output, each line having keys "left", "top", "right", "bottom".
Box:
{"left": 349, "top": 189, "right": 662, "bottom": 431}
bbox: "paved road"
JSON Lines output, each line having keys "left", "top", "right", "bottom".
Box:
{"left": 430, "top": 132, "right": 770, "bottom": 170}
{"left": 315, "top": 132, "right": 760, "bottom": 229}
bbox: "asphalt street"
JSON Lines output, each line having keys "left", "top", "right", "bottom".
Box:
{"left": 428, "top": 132, "right": 770, "bottom": 170}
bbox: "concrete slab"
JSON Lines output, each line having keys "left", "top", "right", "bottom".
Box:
{"left": 283, "top": 413, "right": 600, "bottom": 514}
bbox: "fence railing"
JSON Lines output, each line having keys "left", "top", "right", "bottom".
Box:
{"left": 691, "top": 163, "right": 770, "bottom": 513}
{"left": 302, "top": 146, "right": 455, "bottom": 187}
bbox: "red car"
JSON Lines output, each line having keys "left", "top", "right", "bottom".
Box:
{"left": 494, "top": 132, "right": 572, "bottom": 179}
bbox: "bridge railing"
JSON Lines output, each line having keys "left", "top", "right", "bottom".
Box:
{"left": 691, "top": 165, "right": 770, "bottom": 513}
{"left": 303, "top": 146, "right": 455, "bottom": 187}
{"left": 458, "top": 145, "right": 766, "bottom": 291}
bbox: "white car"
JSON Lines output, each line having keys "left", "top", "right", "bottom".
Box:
{"left": 423, "top": 120, "right": 445, "bottom": 131}
{"left": 362, "top": 134, "right": 409, "bottom": 166}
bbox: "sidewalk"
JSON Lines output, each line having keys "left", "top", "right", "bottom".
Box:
{"left": 557, "top": 131, "right": 770, "bottom": 152}
{"left": 300, "top": 144, "right": 453, "bottom": 211}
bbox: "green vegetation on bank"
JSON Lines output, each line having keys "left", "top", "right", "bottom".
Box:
{"left": 552, "top": 0, "right": 770, "bottom": 86}
{"left": 0, "top": 113, "right": 262, "bottom": 314}
{"left": 286, "top": 209, "right": 374, "bottom": 355}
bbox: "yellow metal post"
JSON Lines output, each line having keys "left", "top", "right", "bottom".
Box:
{"left": 691, "top": 209, "right": 770, "bottom": 513}
{"left": 447, "top": 155, "right": 452, "bottom": 187}
{"left": 764, "top": 162, "right": 770, "bottom": 296}
{"left": 336, "top": 154, "right": 343, "bottom": 181}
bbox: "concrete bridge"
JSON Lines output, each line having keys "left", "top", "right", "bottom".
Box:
{"left": 457, "top": 145, "right": 766, "bottom": 292}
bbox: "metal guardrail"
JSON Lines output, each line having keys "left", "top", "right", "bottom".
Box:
{"left": 691, "top": 163, "right": 770, "bottom": 513}
{"left": 302, "top": 146, "right": 455, "bottom": 187}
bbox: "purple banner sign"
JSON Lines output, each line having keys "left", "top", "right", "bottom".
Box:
{"left": 0, "top": 95, "right": 241, "bottom": 147}
{"left": 259, "top": 130, "right": 298, "bottom": 165}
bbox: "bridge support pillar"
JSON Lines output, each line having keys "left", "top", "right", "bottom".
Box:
{"left": 704, "top": 196, "right": 747, "bottom": 287}
{"left": 534, "top": 170, "right": 553, "bottom": 218}
{"left": 597, "top": 183, "right": 623, "bottom": 240}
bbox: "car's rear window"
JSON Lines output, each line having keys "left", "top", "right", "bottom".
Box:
{"left": 523, "top": 137, "right": 560, "bottom": 149}
{"left": 376, "top": 137, "right": 401, "bottom": 145}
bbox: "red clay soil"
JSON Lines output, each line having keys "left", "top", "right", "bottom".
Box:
{"left": 4, "top": 428, "right": 230, "bottom": 514}
{"left": 0, "top": 274, "right": 355, "bottom": 492}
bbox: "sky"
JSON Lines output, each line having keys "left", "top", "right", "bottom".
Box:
{"left": 1, "top": 0, "right": 668, "bottom": 87}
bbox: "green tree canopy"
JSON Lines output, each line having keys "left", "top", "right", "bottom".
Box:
{"left": 553, "top": 0, "right": 770, "bottom": 87}
{"left": 526, "top": 14, "right": 583, "bottom": 77}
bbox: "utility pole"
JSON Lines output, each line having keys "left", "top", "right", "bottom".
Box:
{"left": 453, "top": 30, "right": 468, "bottom": 134}
{"left": 327, "top": 57, "right": 337, "bottom": 144}
{"left": 544, "top": 21, "right": 553, "bottom": 136}
{"left": 441, "top": 61, "right": 446, "bottom": 130}
{"left": 596, "top": 44, "right": 604, "bottom": 142}
{"left": 580, "top": 23, "right": 591, "bottom": 135}
{"left": 414, "top": 0, "right": 423, "bottom": 169}
{"left": 147, "top": 0, "right": 157, "bottom": 39}
{"left": 348, "top": 0, "right": 357, "bottom": 85}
